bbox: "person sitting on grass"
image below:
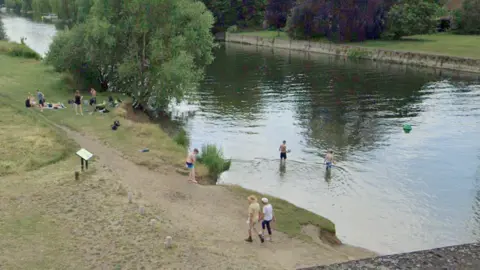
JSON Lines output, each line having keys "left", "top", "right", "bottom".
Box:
{"left": 25, "top": 95, "right": 31, "bottom": 108}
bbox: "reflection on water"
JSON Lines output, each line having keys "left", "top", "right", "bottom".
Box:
{"left": 0, "top": 14, "right": 57, "bottom": 56}
{"left": 187, "top": 43, "right": 480, "bottom": 254}
{"left": 3, "top": 14, "right": 480, "bottom": 255}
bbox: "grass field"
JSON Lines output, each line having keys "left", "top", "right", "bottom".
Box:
{"left": 234, "top": 31, "right": 480, "bottom": 59}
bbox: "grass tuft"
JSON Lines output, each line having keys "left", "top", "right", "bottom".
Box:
{"left": 173, "top": 129, "right": 190, "bottom": 148}
{"left": 197, "top": 144, "right": 231, "bottom": 182}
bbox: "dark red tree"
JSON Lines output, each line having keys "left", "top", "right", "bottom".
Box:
{"left": 265, "top": 0, "right": 296, "bottom": 29}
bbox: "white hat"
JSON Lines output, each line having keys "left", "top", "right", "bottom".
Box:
{"left": 261, "top": 198, "right": 268, "bottom": 203}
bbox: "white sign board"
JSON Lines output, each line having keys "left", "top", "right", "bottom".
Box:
{"left": 76, "top": 148, "right": 93, "bottom": 161}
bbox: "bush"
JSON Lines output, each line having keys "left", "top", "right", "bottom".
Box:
{"left": 197, "top": 144, "right": 231, "bottom": 181}
{"left": 5, "top": 43, "right": 41, "bottom": 60}
{"left": 265, "top": 0, "right": 296, "bottom": 29}
{"left": 383, "top": 0, "right": 438, "bottom": 40}
{"left": 0, "top": 19, "right": 7, "bottom": 41}
{"left": 454, "top": 0, "right": 480, "bottom": 34}
{"left": 173, "top": 129, "right": 190, "bottom": 148}
{"left": 286, "top": 0, "right": 395, "bottom": 42}
{"left": 226, "top": 25, "right": 238, "bottom": 33}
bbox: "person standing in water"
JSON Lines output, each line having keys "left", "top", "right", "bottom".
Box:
{"left": 324, "top": 149, "right": 335, "bottom": 170}
{"left": 279, "top": 140, "right": 287, "bottom": 162}
{"left": 74, "top": 90, "right": 83, "bottom": 115}
{"left": 185, "top": 148, "right": 199, "bottom": 183}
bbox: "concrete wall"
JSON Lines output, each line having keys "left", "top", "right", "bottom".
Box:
{"left": 225, "top": 33, "right": 480, "bottom": 74}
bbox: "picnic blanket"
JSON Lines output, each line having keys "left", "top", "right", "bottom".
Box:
{"left": 45, "top": 103, "right": 66, "bottom": 109}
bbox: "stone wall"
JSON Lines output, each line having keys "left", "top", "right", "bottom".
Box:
{"left": 299, "top": 243, "right": 480, "bottom": 270}
{"left": 225, "top": 33, "right": 480, "bottom": 74}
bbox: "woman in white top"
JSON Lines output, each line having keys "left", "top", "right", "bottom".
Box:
{"left": 260, "top": 197, "right": 275, "bottom": 241}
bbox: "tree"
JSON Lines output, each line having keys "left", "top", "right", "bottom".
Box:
{"left": 383, "top": 0, "right": 439, "bottom": 40}
{"left": 454, "top": 0, "right": 480, "bottom": 34}
{"left": 0, "top": 18, "right": 7, "bottom": 41}
{"left": 264, "top": 0, "right": 295, "bottom": 29}
{"left": 46, "top": 0, "right": 216, "bottom": 112}
{"left": 286, "top": 0, "right": 395, "bottom": 42}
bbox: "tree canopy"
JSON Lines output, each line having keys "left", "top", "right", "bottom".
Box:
{"left": 46, "top": 0, "right": 216, "bottom": 112}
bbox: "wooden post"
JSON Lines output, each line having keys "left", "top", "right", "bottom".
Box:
{"left": 75, "top": 171, "right": 80, "bottom": 180}
{"left": 85, "top": 160, "right": 88, "bottom": 170}
{"left": 81, "top": 158, "right": 84, "bottom": 171}
{"left": 164, "top": 236, "right": 172, "bottom": 249}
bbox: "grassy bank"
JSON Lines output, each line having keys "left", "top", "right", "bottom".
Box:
{"left": 235, "top": 31, "right": 480, "bottom": 59}
{"left": 0, "top": 43, "right": 339, "bottom": 246}
{"left": 227, "top": 185, "right": 336, "bottom": 238}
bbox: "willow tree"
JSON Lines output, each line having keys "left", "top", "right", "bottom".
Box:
{"left": 46, "top": 0, "right": 216, "bottom": 112}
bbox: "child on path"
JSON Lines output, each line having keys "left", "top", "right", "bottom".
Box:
{"left": 185, "top": 148, "right": 199, "bottom": 183}
{"left": 261, "top": 197, "right": 275, "bottom": 241}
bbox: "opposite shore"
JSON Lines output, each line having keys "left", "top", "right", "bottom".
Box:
{"left": 219, "top": 32, "right": 480, "bottom": 74}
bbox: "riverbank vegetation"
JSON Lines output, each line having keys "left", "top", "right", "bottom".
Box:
{"left": 197, "top": 144, "right": 231, "bottom": 182}
{"left": 0, "top": 17, "right": 6, "bottom": 40}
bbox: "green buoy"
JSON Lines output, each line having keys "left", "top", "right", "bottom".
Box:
{"left": 403, "top": 124, "right": 412, "bottom": 133}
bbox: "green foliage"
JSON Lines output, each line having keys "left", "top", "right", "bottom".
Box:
{"left": 384, "top": 0, "right": 439, "bottom": 40}
{"left": 226, "top": 25, "right": 238, "bottom": 33}
{"left": 347, "top": 49, "right": 371, "bottom": 59}
{"left": 201, "top": 0, "right": 266, "bottom": 32}
{"left": 197, "top": 144, "right": 231, "bottom": 181}
{"left": 454, "top": 0, "right": 480, "bottom": 34}
{"left": 173, "top": 129, "right": 190, "bottom": 148}
{"left": 6, "top": 42, "right": 42, "bottom": 59}
{"left": 0, "top": 18, "right": 7, "bottom": 41}
{"left": 46, "top": 0, "right": 216, "bottom": 110}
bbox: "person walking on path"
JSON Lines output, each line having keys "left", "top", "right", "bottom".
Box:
{"left": 185, "top": 148, "right": 199, "bottom": 183}
{"left": 260, "top": 197, "right": 275, "bottom": 241}
{"left": 245, "top": 195, "right": 265, "bottom": 243}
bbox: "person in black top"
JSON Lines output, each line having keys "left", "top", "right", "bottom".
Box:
{"left": 74, "top": 90, "right": 83, "bottom": 115}
{"left": 25, "top": 95, "right": 31, "bottom": 108}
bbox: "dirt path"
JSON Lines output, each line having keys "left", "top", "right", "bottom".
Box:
{"left": 57, "top": 124, "right": 375, "bottom": 269}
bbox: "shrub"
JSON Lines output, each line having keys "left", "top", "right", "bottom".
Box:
{"left": 226, "top": 25, "right": 238, "bottom": 33}
{"left": 0, "top": 19, "right": 6, "bottom": 41}
{"left": 286, "top": 0, "right": 396, "bottom": 42}
{"left": 454, "top": 0, "right": 480, "bottom": 34}
{"left": 173, "top": 129, "right": 190, "bottom": 148}
{"left": 197, "top": 144, "right": 231, "bottom": 181}
{"left": 6, "top": 43, "right": 42, "bottom": 60}
{"left": 265, "top": 0, "right": 296, "bottom": 29}
{"left": 383, "top": 0, "right": 439, "bottom": 40}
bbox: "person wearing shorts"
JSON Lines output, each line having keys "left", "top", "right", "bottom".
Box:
{"left": 261, "top": 197, "right": 275, "bottom": 241}
{"left": 324, "top": 149, "right": 335, "bottom": 170}
{"left": 89, "top": 88, "right": 97, "bottom": 106}
{"left": 279, "top": 140, "right": 287, "bottom": 161}
{"left": 74, "top": 90, "right": 83, "bottom": 115}
{"left": 185, "top": 148, "right": 199, "bottom": 183}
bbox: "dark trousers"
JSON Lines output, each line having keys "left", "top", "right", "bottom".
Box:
{"left": 262, "top": 220, "right": 272, "bottom": 235}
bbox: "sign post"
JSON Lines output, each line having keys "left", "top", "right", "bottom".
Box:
{"left": 76, "top": 148, "right": 93, "bottom": 171}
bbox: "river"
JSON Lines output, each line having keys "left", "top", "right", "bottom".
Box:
{"left": 2, "top": 14, "right": 480, "bottom": 255}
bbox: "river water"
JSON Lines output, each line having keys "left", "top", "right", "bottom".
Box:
{"left": 2, "top": 14, "right": 480, "bottom": 255}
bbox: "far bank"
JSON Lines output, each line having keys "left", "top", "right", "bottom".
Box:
{"left": 220, "top": 32, "right": 480, "bottom": 74}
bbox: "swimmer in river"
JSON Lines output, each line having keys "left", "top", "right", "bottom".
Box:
{"left": 279, "top": 140, "right": 287, "bottom": 162}
{"left": 324, "top": 149, "right": 335, "bottom": 170}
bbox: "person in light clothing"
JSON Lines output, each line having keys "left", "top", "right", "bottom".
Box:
{"left": 245, "top": 195, "right": 265, "bottom": 243}
{"left": 261, "top": 197, "right": 275, "bottom": 241}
